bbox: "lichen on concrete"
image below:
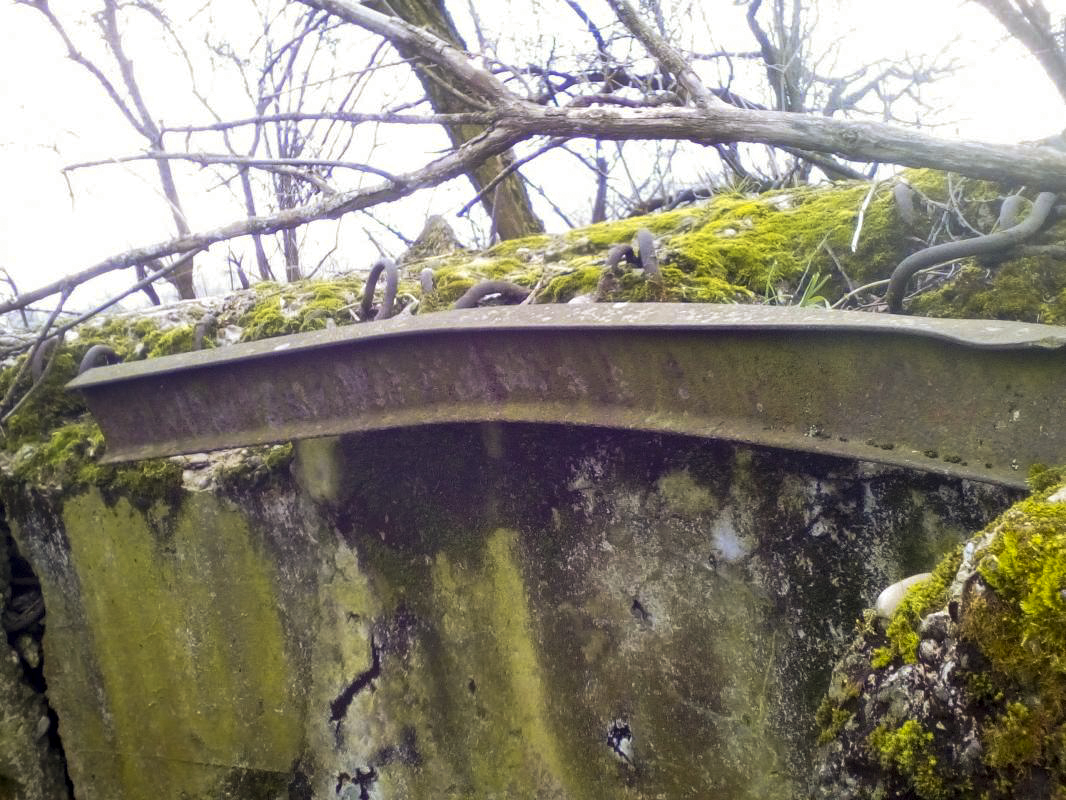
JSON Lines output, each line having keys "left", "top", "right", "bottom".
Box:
{"left": 291, "top": 425, "right": 1014, "bottom": 798}
{"left": 36, "top": 489, "right": 304, "bottom": 799}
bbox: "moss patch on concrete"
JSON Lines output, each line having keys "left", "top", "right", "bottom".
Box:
{"left": 53, "top": 489, "right": 303, "bottom": 799}
{"left": 867, "top": 719, "right": 949, "bottom": 800}
{"left": 870, "top": 547, "right": 963, "bottom": 668}
{"left": 424, "top": 529, "right": 570, "bottom": 795}
{"left": 959, "top": 480, "right": 1066, "bottom": 787}
{"left": 816, "top": 471, "right": 1066, "bottom": 799}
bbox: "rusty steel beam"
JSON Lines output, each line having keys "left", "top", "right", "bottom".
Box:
{"left": 67, "top": 304, "right": 1066, "bottom": 487}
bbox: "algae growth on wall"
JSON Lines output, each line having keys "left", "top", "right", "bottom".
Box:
{"left": 2, "top": 423, "right": 1016, "bottom": 799}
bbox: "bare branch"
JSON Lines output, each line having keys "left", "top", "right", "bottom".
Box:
{"left": 459, "top": 137, "right": 566, "bottom": 217}
{"left": 568, "top": 92, "right": 681, "bottom": 108}
{"left": 262, "top": 165, "right": 338, "bottom": 196}
{"left": 64, "top": 151, "right": 400, "bottom": 183}
{"left": 0, "top": 124, "right": 521, "bottom": 315}
{"left": 161, "top": 110, "right": 494, "bottom": 133}
{"left": 11, "top": 0, "right": 1066, "bottom": 316}
{"left": 604, "top": 0, "right": 724, "bottom": 110}
{"left": 15, "top": 1, "right": 144, "bottom": 134}
{"left": 971, "top": 0, "right": 1066, "bottom": 105}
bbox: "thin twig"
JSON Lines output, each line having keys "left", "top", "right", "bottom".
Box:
{"left": 161, "top": 110, "right": 493, "bottom": 133}
{"left": 36, "top": 250, "right": 205, "bottom": 350}
{"left": 831, "top": 278, "right": 889, "bottom": 309}
{"left": 458, "top": 137, "right": 565, "bottom": 217}
{"left": 851, "top": 180, "right": 881, "bottom": 253}
{"left": 822, "top": 242, "right": 854, "bottom": 291}
{"left": 64, "top": 151, "right": 401, "bottom": 183}
{"left": 0, "top": 285, "right": 72, "bottom": 426}
{"left": 2, "top": 330, "right": 66, "bottom": 425}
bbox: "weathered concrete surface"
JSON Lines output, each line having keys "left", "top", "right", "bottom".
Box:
{"left": 0, "top": 528, "right": 69, "bottom": 800}
{"left": 5, "top": 424, "right": 1017, "bottom": 799}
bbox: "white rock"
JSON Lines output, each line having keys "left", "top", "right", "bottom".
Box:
{"left": 1048, "top": 487, "right": 1066, "bottom": 504}
{"left": 875, "top": 572, "right": 933, "bottom": 619}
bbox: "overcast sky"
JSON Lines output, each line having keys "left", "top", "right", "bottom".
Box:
{"left": 1, "top": 0, "right": 1065, "bottom": 312}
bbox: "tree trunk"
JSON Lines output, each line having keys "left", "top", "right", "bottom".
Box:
{"left": 239, "top": 171, "right": 276, "bottom": 281}
{"left": 150, "top": 154, "right": 197, "bottom": 298}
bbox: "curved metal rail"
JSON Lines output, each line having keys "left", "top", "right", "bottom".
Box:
{"left": 67, "top": 304, "right": 1066, "bottom": 487}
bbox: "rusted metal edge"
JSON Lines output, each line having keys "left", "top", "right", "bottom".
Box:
{"left": 66, "top": 304, "right": 1066, "bottom": 487}
{"left": 68, "top": 304, "right": 1066, "bottom": 389}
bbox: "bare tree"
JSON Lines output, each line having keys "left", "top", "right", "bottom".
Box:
{"left": 18, "top": 0, "right": 199, "bottom": 299}
{"left": 7, "top": 0, "right": 1066, "bottom": 322}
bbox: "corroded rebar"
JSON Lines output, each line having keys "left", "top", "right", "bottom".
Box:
{"left": 360, "top": 258, "right": 399, "bottom": 321}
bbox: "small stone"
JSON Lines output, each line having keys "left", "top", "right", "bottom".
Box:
{"left": 35, "top": 715, "right": 50, "bottom": 739}
{"left": 875, "top": 573, "right": 932, "bottom": 619}
{"left": 918, "top": 639, "right": 941, "bottom": 664}
{"left": 958, "top": 734, "right": 984, "bottom": 770}
{"left": 1048, "top": 487, "right": 1066, "bottom": 504}
{"left": 940, "top": 658, "right": 957, "bottom": 683}
{"left": 919, "top": 611, "right": 951, "bottom": 642}
{"left": 15, "top": 633, "right": 41, "bottom": 669}
{"left": 932, "top": 682, "right": 952, "bottom": 704}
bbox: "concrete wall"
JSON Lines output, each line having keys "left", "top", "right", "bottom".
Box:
{"left": 3, "top": 424, "right": 1015, "bottom": 799}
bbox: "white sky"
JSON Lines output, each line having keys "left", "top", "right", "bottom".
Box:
{"left": 1, "top": 0, "right": 1065, "bottom": 312}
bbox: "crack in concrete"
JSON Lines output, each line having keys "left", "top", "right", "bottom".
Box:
{"left": 329, "top": 634, "right": 382, "bottom": 723}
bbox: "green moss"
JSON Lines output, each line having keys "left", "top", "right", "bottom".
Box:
{"left": 565, "top": 204, "right": 711, "bottom": 249}
{"left": 55, "top": 490, "right": 302, "bottom": 799}
{"left": 141, "top": 324, "right": 196, "bottom": 357}
{"left": 80, "top": 314, "right": 212, "bottom": 361}
{"left": 815, "top": 696, "right": 854, "bottom": 745}
{"left": 417, "top": 265, "right": 477, "bottom": 312}
{"left": 7, "top": 418, "right": 183, "bottom": 508}
{"left": 867, "top": 719, "right": 949, "bottom": 800}
{"left": 427, "top": 181, "right": 909, "bottom": 309}
{"left": 1029, "top": 463, "right": 1066, "bottom": 492}
{"left": 944, "top": 479, "right": 1066, "bottom": 791}
{"left": 667, "top": 182, "right": 907, "bottom": 296}
{"left": 539, "top": 266, "right": 603, "bottom": 302}
{"left": 0, "top": 323, "right": 193, "bottom": 510}
{"left": 415, "top": 172, "right": 1064, "bottom": 317}
{"left": 873, "top": 545, "right": 964, "bottom": 667}
{"left": 237, "top": 279, "right": 369, "bottom": 341}
{"left": 965, "top": 491, "right": 1066, "bottom": 683}
{"left": 909, "top": 258, "right": 1066, "bottom": 323}
{"left": 983, "top": 702, "right": 1044, "bottom": 770}
{"left": 0, "top": 349, "right": 86, "bottom": 452}
{"left": 485, "top": 233, "right": 555, "bottom": 259}
{"left": 238, "top": 295, "right": 294, "bottom": 341}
